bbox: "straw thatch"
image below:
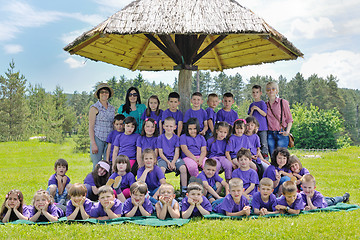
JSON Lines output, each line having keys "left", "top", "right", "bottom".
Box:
{"left": 64, "top": 0, "right": 303, "bottom": 71}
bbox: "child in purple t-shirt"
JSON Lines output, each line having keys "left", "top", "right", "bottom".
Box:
{"left": 112, "top": 116, "right": 139, "bottom": 169}
{"left": 105, "top": 114, "right": 125, "bottom": 164}
{"left": 155, "top": 183, "right": 180, "bottom": 219}
{"left": 181, "top": 182, "right": 212, "bottom": 219}
{"left": 47, "top": 158, "right": 71, "bottom": 205}
{"left": 106, "top": 155, "right": 135, "bottom": 202}
{"left": 66, "top": 183, "right": 92, "bottom": 220}
{"left": 252, "top": 178, "right": 278, "bottom": 215}
{"left": 225, "top": 119, "right": 249, "bottom": 168}
{"left": 160, "top": 92, "right": 183, "bottom": 136}
{"left": 29, "top": 190, "right": 61, "bottom": 222}
{"left": 83, "top": 161, "right": 110, "bottom": 201}
{"left": 232, "top": 148, "right": 259, "bottom": 200}
{"left": 214, "top": 178, "right": 251, "bottom": 217}
{"left": 216, "top": 92, "right": 238, "bottom": 126}
{"left": 1, "top": 189, "right": 29, "bottom": 223}
{"left": 288, "top": 155, "right": 310, "bottom": 189}
{"left": 90, "top": 186, "right": 123, "bottom": 220}
{"left": 141, "top": 95, "right": 163, "bottom": 133}
{"left": 184, "top": 92, "right": 208, "bottom": 134}
{"left": 123, "top": 182, "right": 153, "bottom": 217}
{"left": 275, "top": 181, "right": 305, "bottom": 214}
{"left": 136, "top": 118, "right": 159, "bottom": 168}
{"left": 205, "top": 93, "right": 219, "bottom": 138}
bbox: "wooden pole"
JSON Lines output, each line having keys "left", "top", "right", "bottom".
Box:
{"left": 178, "top": 69, "right": 192, "bottom": 114}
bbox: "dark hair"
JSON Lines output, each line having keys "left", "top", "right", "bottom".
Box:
{"left": 0, "top": 189, "right": 24, "bottom": 222}
{"left": 184, "top": 118, "right": 200, "bottom": 136}
{"left": 207, "top": 93, "right": 218, "bottom": 99}
{"left": 140, "top": 117, "right": 159, "bottom": 137}
{"left": 288, "top": 155, "right": 303, "bottom": 169}
{"left": 232, "top": 119, "right": 246, "bottom": 134}
{"left": 145, "top": 95, "right": 161, "bottom": 117}
{"left": 223, "top": 92, "right": 234, "bottom": 99}
{"left": 124, "top": 116, "right": 137, "bottom": 133}
{"left": 114, "top": 114, "right": 125, "bottom": 123}
{"left": 122, "top": 87, "right": 141, "bottom": 114}
{"left": 96, "top": 87, "right": 111, "bottom": 99}
{"left": 204, "top": 158, "right": 217, "bottom": 167}
{"left": 92, "top": 162, "right": 110, "bottom": 188}
{"left": 245, "top": 116, "right": 259, "bottom": 135}
{"left": 252, "top": 85, "right": 262, "bottom": 91}
{"left": 187, "top": 182, "right": 203, "bottom": 193}
{"left": 113, "top": 155, "right": 131, "bottom": 173}
{"left": 55, "top": 158, "right": 68, "bottom": 170}
{"left": 270, "top": 147, "right": 290, "bottom": 168}
{"left": 168, "top": 92, "right": 180, "bottom": 100}
{"left": 130, "top": 181, "right": 148, "bottom": 195}
{"left": 212, "top": 121, "right": 232, "bottom": 143}
{"left": 236, "top": 148, "right": 252, "bottom": 160}
{"left": 192, "top": 92, "right": 202, "bottom": 98}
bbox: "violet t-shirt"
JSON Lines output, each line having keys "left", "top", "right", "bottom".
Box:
{"left": 300, "top": 190, "right": 328, "bottom": 209}
{"left": 181, "top": 196, "right": 212, "bottom": 217}
{"left": 251, "top": 192, "right": 277, "bottom": 212}
{"left": 206, "top": 107, "right": 216, "bottom": 135}
{"left": 216, "top": 109, "right": 238, "bottom": 125}
{"left": 184, "top": 108, "right": 208, "bottom": 131}
{"left": 263, "top": 165, "right": 291, "bottom": 182}
{"left": 106, "top": 130, "right": 122, "bottom": 162}
{"left": 109, "top": 172, "right": 136, "bottom": 194}
{"left": 161, "top": 109, "right": 183, "bottom": 125}
{"left": 122, "top": 197, "right": 153, "bottom": 216}
{"left": 136, "top": 135, "right": 157, "bottom": 151}
{"left": 215, "top": 194, "right": 249, "bottom": 215}
{"left": 180, "top": 134, "right": 206, "bottom": 158}
{"left": 66, "top": 198, "right": 93, "bottom": 218}
{"left": 299, "top": 168, "right": 310, "bottom": 176}
{"left": 48, "top": 174, "right": 70, "bottom": 187}
{"left": 83, "top": 173, "right": 96, "bottom": 186}
{"left": 157, "top": 134, "right": 179, "bottom": 161}
{"left": 197, "top": 171, "right": 224, "bottom": 187}
{"left": 248, "top": 101, "right": 268, "bottom": 131}
{"left": 28, "top": 204, "right": 61, "bottom": 222}
{"left": 113, "top": 133, "right": 139, "bottom": 159}
{"left": 137, "top": 166, "right": 165, "bottom": 192}
{"left": 226, "top": 135, "right": 251, "bottom": 159}
{"left": 141, "top": 109, "right": 163, "bottom": 126}
{"left": 277, "top": 193, "right": 305, "bottom": 210}
{"left": 232, "top": 168, "right": 259, "bottom": 195}
{"left": 207, "top": 138, "right": 227, "bottom": 158}
{"left": 245, "top": 134, "right": 261, "bottom": 164}
{"left": 89, "top": 198, "right": 123, "bottom": 218}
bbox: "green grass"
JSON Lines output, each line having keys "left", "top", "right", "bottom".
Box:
{"left": 0, "top": 139, "right": 359, "bottom": 239}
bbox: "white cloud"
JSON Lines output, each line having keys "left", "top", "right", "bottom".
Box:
{"left": 4, "top": 44, "right": 23, "bottom": 54}
{"left": 289, "top": 17, "right": 336, "bottom": 40}
{"left": 61, "top": 29, "right": 89, "bottom": 45}
{"left": 64, "top": 57, "right": 86, "bottom": 69}
{"left": 301, "top": 50, "right": 360, "bottom": 89}
{"left": 93, "top": 0, "right": 134, "bottom": 13}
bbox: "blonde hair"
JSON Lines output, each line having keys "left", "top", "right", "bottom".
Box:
{"left": 259, "top": 177, "right": 273, "bottom": 188}
{"left": 301, "top": 174, "right": 316, "bottom": 185}
{"left": 32, "top": 189, "right": 53, "bottom": 205}
{"left": 229, "top": 178, "right": 243, "bottom": 189}
{"left": 142, "top": 148, "right": 156, "bottom": 163}
{"left": 68, "top": 183, "right": 87, "bottom": 197}
{"left": 282, "top": 181, "right": 297, "bottom": 194}
{"left": 158, "top": 183, "right": 175, "bottom": 195}
{"left": 288, "top": 155, "right": 303, "bottom": 169}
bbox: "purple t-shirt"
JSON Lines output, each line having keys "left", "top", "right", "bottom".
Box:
{"left": 113, "top": 133, "right": 139, "bottom": 159}
{"left": 136, "top": 135, "right": 157, "bottom": 151}
{"left": 184, "top": 108, "right": 208, "bottom": 131}
{"left": 216, "top": 109, "right": 238, "bottom": 125}
{"left": 197, "top": 171, "right": 224, "bottom": 187}
{"left": 215, "top": 194, "right": 249, "bottom": 215}
{"left": 122, "top": 197, "right": 153, "bottom": 216}
{"left": 180, "top": 134, "right": 206, "bottom": 158}
{"left": 300, "top": 190, "right": 328, "bottom": 209}
{"left": 206, "top": 107, "right": 216, "bottom": 134}
{"left": 83, "top": 173, "right": 96, "bottom": 186}
{"left": 232, "top": 168, "right": 259, "bottom": 195}
{"left": 89, "top": 198, "right": 123, "bottom": 218}
{"left": 299, "top": 168, "right": 310, "bottom": 176}
{"left": 226, "top": 135, "right": 251, "bottom": 159}
{"left": 251, "top": 192, "right": 277, "bottom": 212}
{"left": 48, "top": 173, "right": 70, "bottom": 187}
{"left": 28, "top": 204, "right": 61, "bottom": 222}
{"left": 161, "top": 109, "right": 183, "bottom": 125}
{"left": 157, "top": 134, "right": 179, "bottom": 160}
{"left": 137, "top": 166, "right": 165, "bottom": 192}
{"left": 106, "top": 130, "right": 122, "bottom": 162}
{"left": 277, "top": 193, "right": 305, "bottom": 210}
{"left": 109, "top": 172, "right": 136, "bottom": 194}
{"left": 248, "top": 101, "right": 268, "bottom": 131}
{"left": 141, "top": 109, "right": 163, "bottom": 126}
{"left": 245, "top": 134, "right": 261, "bottom": 164}
{"left": 2, "top": 205, "right": 31, "bottom": 221}
{"left": 66, "top": 198, "right": 93, "bottom": 218}
{"left": 263, "top": 165, "right": 291, "bottom": 182}
{"left": 181, "top": 196, "right": 212, "bottom": 217}
{"left": 207, "top": 137, "right": 227, "bottom": 158}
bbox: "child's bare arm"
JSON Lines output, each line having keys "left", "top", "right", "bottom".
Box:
{"left": 106, "top": 143, "right": 111, "bottom": 162}
{"left": 137, "top": 168, "right": 150, "bottom": 182}
{"left": 112, "top": 146, "right": 119, "bottom": 166}
{"left": 208, "top": 119, "right": 214, "bottom": 133}
{"left": 196, "top": 203, "right": 210, "bottom": 216}
{"left": 243, "top": 183, "right": 255, "bottom": 196}
{"left": 139, "top": 204, "right": 151, "bottom": 216}
{"left": 200, "top": 121, "right": 208, "bottom": 135}
{"left": 125, "top": 204, "right": 138, "bottom": 217}
{"left": 173, "top": 147, "right": 180, "bottom": 162}
{"left": 67, "top": 206, "right": 80, "bottom": 220}
{"left": 221, "top": 180, "right": 230, "bottom": 195}
{"left": 159, "top": 121, "right": 163, "bottom": 135}
{"left": 42, "top": 210, "right": 58, "bottom": 222}
{"left": 198, "top": 146, "right": 207, "bottom": 164}
{"left": 226, "top": 206, "right": 251, "bottom": 216}
{"left": 155, "top": 201, "right": 167, "bottom": 220}
{"left": 168, "top": 201, "right": 180, "bottom": 219}
{"left": 181, "top": 145, "right": 197, "bottom": 161}
{"left": 182, "top": 204, "right": 195, "bottom": 219}
{"left": 203, "top": 181, "right": 221, "bottom": 199}
{"left": 136, "top": 146, "right": 144, "bottom": 167}
{"left": 177, "top": 121, "right": 183, "bottom": 137}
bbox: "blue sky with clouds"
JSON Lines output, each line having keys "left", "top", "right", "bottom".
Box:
{"left": 1, "top": 0, "right": 359, "bottom": 93}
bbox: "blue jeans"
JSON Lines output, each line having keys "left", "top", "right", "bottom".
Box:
{"left": 257, "top": 130, "right": 269, "bottom": 156}
{"left": 90, "top": 136, "right": 108, "bottom": 170}
{"left": 325, "top": 196, "right": 343, "bottom": 206}
{"left": 268, "top": 131, "right": 289, "bottom": 157}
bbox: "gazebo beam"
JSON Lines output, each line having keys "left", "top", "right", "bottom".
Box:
{"left": 69, "top": 33, "right": 101, "bottom": 55}
{"left": 131, "top": 38, "right": 151, "bottom": 70}
{"left": 144, "top": 34, "right": 180, "bottom": 64}
{"left": 158, "top": 35, "right": 183, "bottom": 64}
{"left": 189, "top": 35, "right": 207, "bottom": 63}
{"left": 192, "top": 35, "right": 227, "bottom": 64}
{"left": 207, "top": 36, "right": 223, "bottom": 71}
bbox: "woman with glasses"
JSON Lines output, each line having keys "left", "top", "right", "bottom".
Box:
{"left": 117, "top": 87, "right": 146, "bottom": 134}
{"left": 265, "top": 82, "right": 293, "bottom": 157}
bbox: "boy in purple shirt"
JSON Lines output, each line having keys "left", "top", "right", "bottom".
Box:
{"left": 214, "top": 178, "right": 251, "bottom": 217}
{"left": 66, "top": 183, "right": 92, "bottom": 220}
{"left": 184, "top": 92, "right": 208, "bottom": 135}
{"left": 275, "top": 181, "right": 305, "bottom": 214}
{"left": 216, "top": 92, "right": 238, "bottom": 126}
{"left": 197, "top": 158, "right": 229, "bottom": 203}
{"left": 90, "top": 185, "right": 122, "bottom": 220}
{"left": 181, "top": 182, "right": 212, "bottom": 219}
{"left": 205, "top": 93, "right": 219, "bottom": 138}
{"left": 105, "top": 114, "right": 125, "bottom": 164}
{"left": 161, "top": 92, "right": 183, "bottom": 136}
{"left": 248, "top": 85, "right": 269, "bottom": 159}
{"left": 252, "top": 178, "right": 278, "bottom": 215}
{"left": 123, "top": 182, "right": 153, "bottom": 217}
{"left": 47, "top": 158, "right": 71, "bottom": 205}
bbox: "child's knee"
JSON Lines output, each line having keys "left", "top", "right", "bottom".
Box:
{"left": 48, "top": 185, "right": 57, "bottom": 195}
{"left": 179, "top": 165, "right": 187, "bottom": 173}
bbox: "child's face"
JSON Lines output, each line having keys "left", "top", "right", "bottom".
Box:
{"left": 160, "top": 187, "right": 175, "bottom": 201}
{"left": 301, "top": 182, "right": 316, "bottom": 196}
{"left": 222, "top": 97, "right": 234, "bottom": 109}
{"left": 117, "top": 162, "right": 127, "bottom": 172}
{"left": 207, "top": 97, "right": 219, "bottom": 109}
{"left": 143, "top": 153, "right": 155, "bottom": 168}
{"left": 55, "top": 165, "right": 67, "bottom": 176}
{"left": 230, "top": 186, "right": 243, "bottom": 201}
{"left": 131, "top": 190, "right": 146, "bottom": 204}
{"left": 188, "top": 124, "right": 197, "bottom": 138}
{"left": 6, "top": 193, "right": 20, "bottom": 208}
{"left": 191, "top": 95, "right": 203, "bottom": 108}
{"left": 144, "top": 121, "right": 156, "bottom": 136}
{"left": 276, "top": 153, "right": 287, "bottom": 168}
{"left": 168, "top": 98, "right": 180, "bottom": 111}
{"left": 71, "top": 195, "right": 85, "bottom": 205}
{"left": 114, "top": 120, "right": 124, "bottom": 132}
{"left": 237, "top": 155, "right": 251, "bottom": 169}
{"left": 266, "top": 84, "right": 278, "bottom": 98}
{"left": 283, "top": 192, "right": 297, "bottom": 205}
{"left": 148, "top": 98, "right": 159, "bottom": 111}
{"left": 251, "top": 88, "right": 262, "bottom": 100}
{"left": 187, "top": 190, "right": 203, "bottom": 202}
{"left": 124, "top": 123, "right": 135, "bottom": 135}
{"left": 99, "top": 192, "right": 115, "bottom": 206}
{"left": 163, "top": 120, "right": 176, "bottom": 134}
{"left": 216, "top": 126, "right": 229, "bottom": 140}
{"left": 34, "top": 196, "right": 49, "bottom": 209}
{"left": 97, "top": 167, "right": 107, "bottom": 177}
{"left": 290, "top": 162, "right": 300, "bottom": 173}
{"left": 259, "top": 185, "right": 273, "bottom": 199}
{"left": 234, "top": 126, "right": 245, "bottom": 136}
{"left": 203, "top": 164, "right": 217, "bottom": 178}
{"left": 128, "top": 90, "right": 138, "bottom": 103}
{"left": 246, "top": 122, "right": 256, "bottom": 134}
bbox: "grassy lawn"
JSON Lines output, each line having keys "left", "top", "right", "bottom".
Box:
{"left": 0, "top": 139, "right": 359, "bottom": 239}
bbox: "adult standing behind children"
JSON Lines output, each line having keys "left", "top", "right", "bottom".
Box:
{"left": 266, "top": 82, "right": 293, "bottom": 157}
{"left": 118, "top": 87, "right": 146, "bottom": 134}
{"left": 89, "top": 83, "right": 116, "bottom": 169}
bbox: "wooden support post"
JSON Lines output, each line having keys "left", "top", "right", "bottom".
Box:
{"left": 178, "top": 69, "right": 192, "bottom": 114}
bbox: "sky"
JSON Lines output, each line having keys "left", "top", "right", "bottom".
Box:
{"left": 1, "top": 0, "right": 359, "bottom": 93}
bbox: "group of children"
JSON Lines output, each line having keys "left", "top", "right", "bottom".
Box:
{"left": 1, "top": 88, "right": 350, "bottom": 223}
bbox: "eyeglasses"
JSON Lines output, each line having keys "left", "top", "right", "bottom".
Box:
{"left": 266, "top": 87, "right": 277, "bottom": 92}
{"left": 129, "top": 93, "right": 138, "bottom": 97}
{"left": 99, "top": 90, "right": 109, "bottom": 94}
